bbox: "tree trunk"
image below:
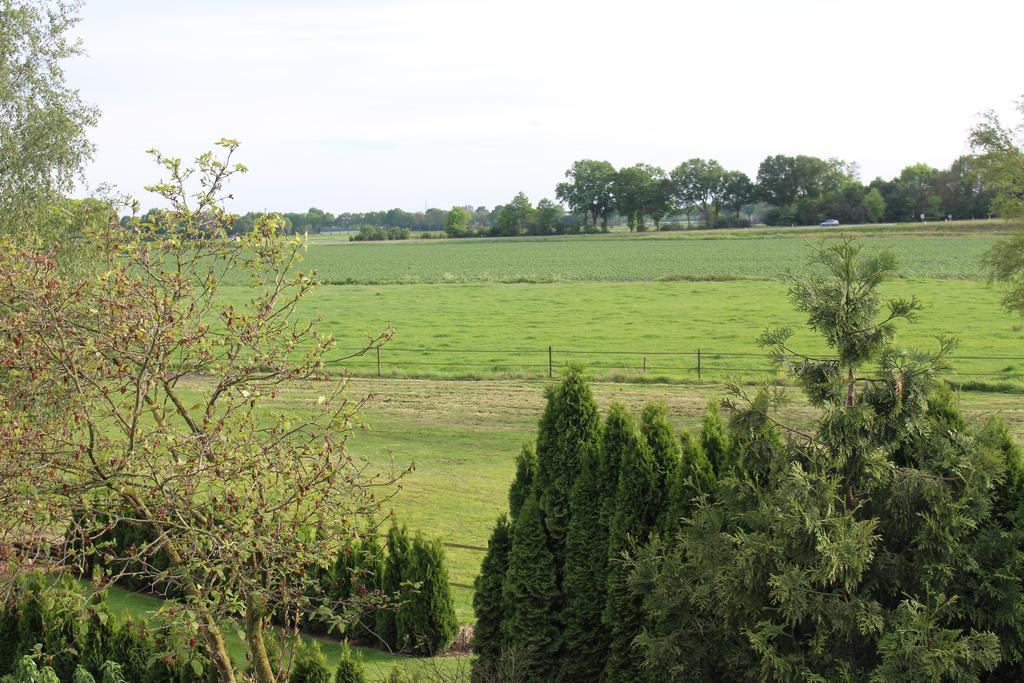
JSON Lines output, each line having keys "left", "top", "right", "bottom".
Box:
{"left": 246, "top": 597, "right": 276, "bottom": 683}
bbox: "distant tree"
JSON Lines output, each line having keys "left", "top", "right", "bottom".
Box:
{"left": 937, "top": 156, "right": 992, "bottom": 219}
{"left": 508, "top": 441, "right": 537, "bottom": 520}
{"left": 892, "top": 163, "right": 943, "bottom": 220}
{"left": 863, "top": 187, "right": 887, "bottom": 223}
{"left": 494, "top": 192, "right": 535, "bottom": 236}
{"left": 615, "top": 163, "right": 669, "bottom": 231}
{"left": 555, "top": 160, "right": 617, "bottom": 229}
{"left": 502, "top": 494, "right": 562, "bottom": 679}
{"left": 670, "top": 159, "right": 727, "bottom": 227}
{"left": 970, "top": 95, "right": 1024, "bottom": 219}
{"left": 602, "top": 406, "right": 658, "bottom": 682}
{"left": 533, "top": 198, "right": 565, "bottom": 235}
{"left": 472, "top": 514, "right": 513, "bottom": 671}
{"left": 0, "top": 0, "right": 99, "bottom": 240}
{"left": 444, "top": 205, "right": 470, "bottom": 237}
{"left": 720, "top": 170, "right": 755, "bottom": 221}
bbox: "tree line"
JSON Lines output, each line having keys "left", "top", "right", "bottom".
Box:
{"left": 141, "top": 152, "right": 998, "bottom": 243}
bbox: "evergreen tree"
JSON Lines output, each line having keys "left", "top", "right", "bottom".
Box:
{"left": 287, "top": 640, "right": 331, "bottom": 683}
{"left": 599, "top": 404, "right": 635, "bottom": 525}
{"left": 502, "top": 494, "right": 562, "bottom": 679}
{"left": 534, "top": 367, "right": 601, "bottom": 568}
{"left": 658, "top": 429, "right": 715, "bottom": 534}
{"left": 471, "top": 514, "right": 512, "bottom": 671}
{"left": 350, "top": 535, "right": 385, "bottom": 642}
{"left": 602, "top": 407, "right": 658, "bottom": 682}
{"left": 376, "top": 523, "right": 411, "bottom": 650}
{"left": 397, "top": 534, "right": 457, "bottom": 656}
{"left": 333, "top": 642, "right": 367, "bottom": 683}
{"left": 640, "top": 402, "right": 681, "bottom": 521}
{"left": 561, "top": 442, "right": 611, "bottom": 681}
{"left": 700, "top": 401, "right": 730, "bottom": 476}
{"left": 507, "top": 441, "right": 537, "bottom": 520}
{"left": 633, "top": 239, "right": 1011, "bottom": 680}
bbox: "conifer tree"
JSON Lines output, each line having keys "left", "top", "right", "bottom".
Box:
{"left": 633, "top": 239, "right": 1012, "bottom": 680}
{"left": 598, "top": 404, "right": 635, "bottom": 525}
{"left": 640, "top": 402, "right": 681, "bottom": 521}
{"left": 658, "top": 429, "right": 714, "bottom": 534}
{"left": 502, "top": 494, "right": 562, "bottom": 679}
{"left": 333, "top": 641, "right": 368, "bottom": 683}
{"left": 534, "top": 367, "right": 601, "bottom": 566}
{"left": 561, "top": 443, "right": 611, "bottom": 681}
{"left": 287, "top": 640, "right": 331, "bottom": 683}
{"left": 350, "top": 535, "right": 385, "bottom": 642}
{"left": 700, "top": 401, "right": 730, "bottom": 476}
{"left": 376, "top": 523, "right": 411, "bottom": 650}
{"left": 397, "top": 534, "right": 457, "bottom": 655}
{"left": 472, "top": 514, "right": 513, "bottom": 671}
{"left": 602, "top": 408, "right": 658, "bottom": 682}
{"left": 507, "top": 441, "right": 537, "bottom": 520}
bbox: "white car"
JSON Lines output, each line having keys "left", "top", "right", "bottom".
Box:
{"left": 820, "top": 219, "right": 840, "bottom": 227}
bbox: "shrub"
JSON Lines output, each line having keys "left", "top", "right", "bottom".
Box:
{"left": 471, "top": 514, "right": 512, "bottom": 671}
{"left": 333, "top": 641, "right": 367, "bottom": 683}
{"left": 376, "top": 524, "right": 411, "bottom": 650}
{"left": 287, "top": 640, "right": 331, "bottom": 683}
{"left": 398, "top": 534, "right": 457, "bottom": 655}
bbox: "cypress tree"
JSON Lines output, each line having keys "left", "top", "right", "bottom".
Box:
{"left": 599, "top": 404, "right": 634, "bottom": 525}
{"left": 602, "top": 408, "right": 658, "bottom": 683}
{"left": 397, "top": 533, "right": 457, "bottom": 655}
{"left": 700, "top": 401, "right": 730, "bottom": 476}
{"left": 375, "top": 523, "right": 411, "bottom": 650}
{"left": 472, "top": 514, "right": 512, "bottom": 671}
{"left": 333, "top": 641, "right": 367, "bottom": 683}
{"left": 658, "top": 429, "right": 715, "bottom": 534}
{"left": 502, "top": 493, "right": 562, "bottom": 679}
{"left": 350, "top": 535, "right": 385, "bottom": 642}
{"left": 534, "top": 366, "right": 601, "bottom": 567}
{"left": 561, "top": 444, "right": 611, "bottom": 681}
{"left": 507, "top": 441, "right": 537, "bottom": 520}
{"left": 640, "top": 402, "right": 681, "bottom": 521}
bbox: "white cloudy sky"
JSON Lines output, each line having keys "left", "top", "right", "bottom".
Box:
{"left": 66, "top": 0, "right": 1023, "bottom": 213}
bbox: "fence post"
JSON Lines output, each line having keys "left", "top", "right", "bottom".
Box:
{"left": 548, "top": 346, "right": 553, "bottom": 378}
{"left": 376, "top": 346, "right": 381, "bottom": 377}
{"left": 697, "top": 349, "right": 702, "bottom": 382}
{"left": 643, "top": 356, "right": 647, "bottom": 374}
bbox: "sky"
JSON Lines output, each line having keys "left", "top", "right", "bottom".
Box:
{"left": 66, "top": 0, "right": 1024, "bottom": 213}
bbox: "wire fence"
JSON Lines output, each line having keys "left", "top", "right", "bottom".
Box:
{"left": 322, "top": 344, "right": 1024, "bottom": 384}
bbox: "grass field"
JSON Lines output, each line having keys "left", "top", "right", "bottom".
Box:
{"left": 281, "top": 221, "right": 1016, "bottom": 286}
{"left": 212, "top": 220, "right": 1024, "bottom": 385}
